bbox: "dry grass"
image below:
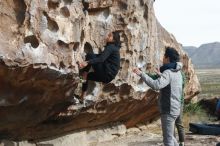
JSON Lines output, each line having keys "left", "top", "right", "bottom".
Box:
{"left": 183, "top": 69, "right": 220, "bottom": 131}
{"left": 196, "top": 69, "right": 220, "bottom": 98}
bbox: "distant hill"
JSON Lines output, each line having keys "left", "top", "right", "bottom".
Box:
{"left": 183, "top": 42, "right": 220, "bottom": 69}
{"left": 183, "top": 46, "right": 197, "bottom": 56}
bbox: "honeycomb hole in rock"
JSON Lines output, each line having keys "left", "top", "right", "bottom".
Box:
{"left": 140, "top": 0, "right": 145, "bottom": 6}
{"left": 60, "top": 6, "right": 70, "bottom": 17}
{"left": 126, "top": 50, "right": 133, "bottom": 56}
{"left": 119, "top": 83, "right": 132, "bottom": 96}
{"left": 144, "top": 5, "right": 149, "bottom": 21}
{"left": 48, "top": 19, "right": 59, "bottom": 32}
{"left": 80, "top": 30, "right": 85, "bottom": 43}
{"left": 119, "top": 58, "right": 124, "bottom": 70}
{"left": 50, "top": 63, "right": 57, "bottom": 68}
{"left": 60, "top": 61, "right": 66, "bottom": 69}
{"left": 72, "top": 42, "right": 79, "bottom": 51}
{"left": 125, "top": 60, "right": 130, "bottom": 68}
{"left": 43, "top": 12, "right": 59, "bottom": 32}
{"left": 117, "top": 1, "right": 128, "bottom": 10}
{"left": 84, "top": 42, "right": 94, "bottom": 54}
{"left": 57, "top": 40, "right": 68, "bottom": 48}
{"left": 87, "top": 7, "right": 110, "bottom": 18}
{"left": 68, "top": 65, "right": 76, "bottom": 70}
{"left": 121, "top": 59, "right": 130, "bottom": 71}
{"left": 63, "top": 0, "right": 73, "bottom": 5}
{"left": 121, "top": 33, "right": 128, "bottom": 45}
{"left": 24, "top": 35, "right": 39, "bottom": 48}
{"left": 137, "top": 55, "right": 145, "bottom": 68}
{"left": 133, "top": 17, "right": 138, "bottom": 23}
{"left": 102, "top": 83, "right": 117, "bottom": 93}
{"left": 13, "top": 0, "right": 27, "bottom": 26}
{"left": 47, "top": 0, "right": 60, "bottom": 9}
{"left": 138, "top": 79, "right": 144, "bottom": 86}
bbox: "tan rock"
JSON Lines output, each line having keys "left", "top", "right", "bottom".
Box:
{"left": 0, "top": 0, "right": 200, "bottom": 141}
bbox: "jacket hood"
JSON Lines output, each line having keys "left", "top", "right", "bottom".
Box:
{"left": 171, "top": 62, "right": 183, "bottom": 72}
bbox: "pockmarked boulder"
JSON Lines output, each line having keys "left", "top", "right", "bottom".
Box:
{"left": 0, "top": 0, "right": 200, "bottom": 141}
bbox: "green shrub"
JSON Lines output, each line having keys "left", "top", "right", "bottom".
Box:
{"left": 184, "top": 102, "right": 204, "bottom": 114}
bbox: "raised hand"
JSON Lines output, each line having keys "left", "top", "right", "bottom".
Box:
{"left": 154, "top": 67, "right": 161, "bottom": 76}
{"left": 133, "top": 68, "right": 142, "bottom": 76}
{"left": 79, "top": 61, "right": 88, "bottom": 69}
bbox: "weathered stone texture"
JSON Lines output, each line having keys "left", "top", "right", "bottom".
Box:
{"left": 0, "top": 0, "right": 200, "bottom": 141}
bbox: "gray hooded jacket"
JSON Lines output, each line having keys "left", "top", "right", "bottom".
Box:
{"left": 140, "top": 62, "right": 183, "bottom": 116}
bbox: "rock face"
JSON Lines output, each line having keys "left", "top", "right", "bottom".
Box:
{"left": 0, "top": 0, "right": 200, "bottom": 141}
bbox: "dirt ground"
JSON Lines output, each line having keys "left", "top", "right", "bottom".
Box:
{"left": 94, "top": 120, "right": 220, "bottom": 146}
{"left": 95, "top": 129, "right": 220, "bottom": 146}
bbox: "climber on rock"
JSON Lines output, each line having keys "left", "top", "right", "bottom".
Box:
{"left": 78, "top": 31, "right": 121, "bottom": 101}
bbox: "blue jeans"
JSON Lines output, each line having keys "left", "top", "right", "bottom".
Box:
{"left": 161, "top": 114, "right": 179, "bottom": 146}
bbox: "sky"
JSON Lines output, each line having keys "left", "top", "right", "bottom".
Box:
{"left": 154, "top": 0, "right": 220, "bottom": 47}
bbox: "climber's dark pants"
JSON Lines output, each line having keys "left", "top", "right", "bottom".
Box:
{"left": 82, "top": 53, "right": 113, "bottom": 92}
